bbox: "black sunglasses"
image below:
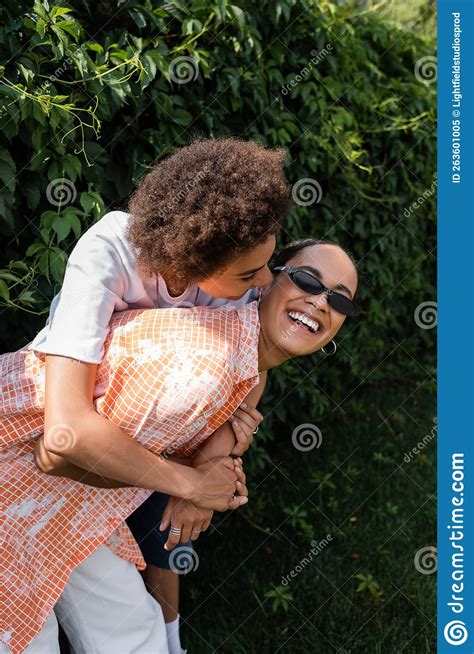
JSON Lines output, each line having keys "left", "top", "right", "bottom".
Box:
{"left": 273, "top": 266, "right": 359, "bottom": 317}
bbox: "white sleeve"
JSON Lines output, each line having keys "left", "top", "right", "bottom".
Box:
{"left": 30, "top": 212, "right": 132, "bottom": 363}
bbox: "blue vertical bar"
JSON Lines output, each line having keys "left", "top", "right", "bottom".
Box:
{"left": 438, "top": 0, "right": 474, "bottom": 651}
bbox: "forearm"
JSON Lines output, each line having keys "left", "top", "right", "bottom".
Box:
{"left": 34, "top": 435, "right": 131, "bottom": 488}
{"left": 192, "top": 422, "right": 236, "bottom": 466}
{"left": 193, "top": 371, "right": 268, "bottom": 466}
{"left": 44, "top": 408, "right": 199, "bottom": 499}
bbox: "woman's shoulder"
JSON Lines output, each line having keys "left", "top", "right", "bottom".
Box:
{"left": 78, "top": 210, "right": 131, "bottom": 243}
{"left": 69, "top": 210, "right": 138, "bottom": 269}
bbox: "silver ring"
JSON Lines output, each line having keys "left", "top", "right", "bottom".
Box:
{"left": 231, "top": 494, "right": 236, "bottom": 501}
{"left": 192, "top": 529, "right": 201, "bottom": 533}
{"left": 253, "top": 427, "right": 259, "bottom": 435}
{"left": 169, "top": 526, "right": 182, "bottom": 534}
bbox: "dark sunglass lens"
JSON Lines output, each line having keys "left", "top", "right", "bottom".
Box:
{"left": 329, "top": 293, "right": 357, "bottom": 316}
{"left": 292, "top": 271, "right": 324, "bottom": 294}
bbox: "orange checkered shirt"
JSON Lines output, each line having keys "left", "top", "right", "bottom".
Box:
{"left": 0, "top": 302, "right": 260, "bottom": 653}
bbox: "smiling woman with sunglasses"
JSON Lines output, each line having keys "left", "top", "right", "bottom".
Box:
{"left": 260, "top": 238, "right": 359, "bottom": 360}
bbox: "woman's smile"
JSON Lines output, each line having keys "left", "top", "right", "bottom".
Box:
{"left": 284, "top": 307, "right": 326, "bottom": 340}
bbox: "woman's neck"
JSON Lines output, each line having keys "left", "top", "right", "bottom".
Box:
{"left": 257, "top": 329, "right": 290, "bottom": 372}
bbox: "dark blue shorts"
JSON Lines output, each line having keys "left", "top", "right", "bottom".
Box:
{"left": 125, "top": 491, "right": 193, "bottom": 569}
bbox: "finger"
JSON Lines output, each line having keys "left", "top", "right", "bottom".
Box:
{"left": 228, "top": 495, "right": 249, "bottom": 510}
{"left": 248, "top": 407, "right": 264, "bottom": 425}
{"left": 235, "top": 480, "right": 248, "bottom": 497}
{"left": 222, "top": 456, "right": 236, "bottom": 470}
{"left": 164, "top": 526, "right": 183, "bottom": 551}
{"left": 235, "top": 468, "right": 247, "bottom": 485}
{"left": 180, "top": 524, "right": 193, "bottom": 544}
{"left": 201, "top": 518, "right": 212, "bottom": 532}
{"left": 232, "top": 409, "right": 256, "bottom": 432}
{"left": 190, "top": 522, "right": 204, "bottom": 541}
{"left": 230, "top": 417, "right": 249, "bottom": 444}
{"left": 231, "top": 441, "right": 249, "bottom": 456}
{"left": 236, "top": 405, "right": 264, "bottom": 426}
{"left": 160, "top": 509, "right": 172, "bottom": 531}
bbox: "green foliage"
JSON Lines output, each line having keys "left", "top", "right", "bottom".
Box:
{"left": 355, "top": 572, "right": 384, "bottom": 603}
{"left": 264, "top": 585, "right": 294, "bottom": 613}
{"left": 0, "top": 0, "right": 435, "bottom": 453}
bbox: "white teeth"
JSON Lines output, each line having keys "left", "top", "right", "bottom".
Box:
{"left": 288, "top": 311, "right": 320, "bottom": 333}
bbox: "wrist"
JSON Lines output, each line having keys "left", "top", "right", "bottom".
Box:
{"left": 153, "top": 459, "right": 201, "bottom": 501}
{"left": 180, "top": 467, "right": 202, "bottom": 501}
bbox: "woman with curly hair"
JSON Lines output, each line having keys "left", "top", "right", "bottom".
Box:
{"left": 27, "top": 137, "right": 292, "bottom": 654}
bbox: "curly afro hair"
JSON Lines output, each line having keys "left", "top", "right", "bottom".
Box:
{"left": 127, "top": 137, "right": 292, "bottom": 284}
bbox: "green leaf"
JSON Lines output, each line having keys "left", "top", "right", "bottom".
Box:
{"left": 52, "top": 215, "right": 72, "bottom": 241}
{"left": 0, "top": 271, "right": 20, "bottom": 283}
{"left": 50, "top": 6, "right": 74, "bottom": 19}
{"left": 24, "top": 184, "right": 41, "bottom": 210}
{"left": 26, "top": 243, "right": 45, "bottom": 257}
{"left": 63, "top": 154, "right": 82, "bottom": 182}
{"left": 0, "top": 151, "right": 16, "bottom": 194}
{"left": 54, "top": 20, "right": 81, "bottom": 41}
{"left": 129, "top": 8, "right": 147, "bottom": 29}
{"left": 172, "top": 108, "right": 193, "bottom": 126}
{"left": 0, "top": 279, "right": 10, "bottom": 302}
{"left": 49, "top": 248, "right": 67, "bottom": 282}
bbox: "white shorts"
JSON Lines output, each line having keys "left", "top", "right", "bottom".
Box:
{"left": 1, "top": 545, "right": 169, "bottom": 654}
